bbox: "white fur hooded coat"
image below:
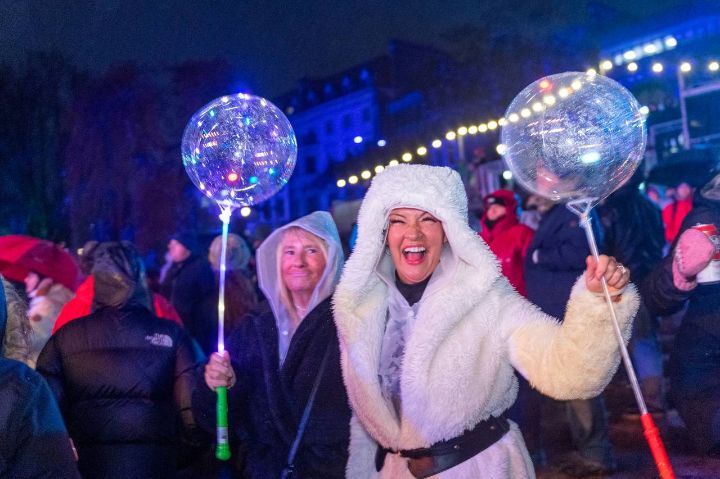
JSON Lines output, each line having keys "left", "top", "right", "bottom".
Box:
{"left": 333, "top": 165, "right": 639, "bottom": 479}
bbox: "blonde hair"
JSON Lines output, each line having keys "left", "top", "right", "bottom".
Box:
{"left": 2, "top": 278, "right": 32, "bottom": 364}
{"left": 275, "top": 227, "right": 328, "bottom": 322}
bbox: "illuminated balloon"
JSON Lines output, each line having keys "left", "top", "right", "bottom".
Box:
{"left": 500, "top": 72, "right": 646, "bottom": 204}
{"left": 181, "top": 93, "right": 297, "bottom": 208}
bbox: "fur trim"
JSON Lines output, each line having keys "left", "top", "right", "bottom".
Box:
{"left": 508, "top": 276, "right": 639, "bottom": 400}
{"left": 346, "top": 414, "right": 379, "bottom": 479}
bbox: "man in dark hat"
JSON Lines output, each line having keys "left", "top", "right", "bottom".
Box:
{"left": 161, "top": 231, "right": 217, "bottom": 356}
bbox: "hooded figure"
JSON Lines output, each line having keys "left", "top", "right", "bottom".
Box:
{"left": 256, "top": 211, "right": 344, "bottom": 364}
{"left": 36, "top": 242, "right": 205, "bottom": 479}
{"left": 480, "top": 189, "right": 534, "bottom": 296}
{"left": 194, "top": 211, "right": 352, "bottom": 478}
{"left": 0, "top": 277, "right": 81, "bottom": 478}
{"left": 333, "top": 165, "right": 638, "bottom": 479}
{"left": 161, "top": 231, "right": 217, "bottom": 355}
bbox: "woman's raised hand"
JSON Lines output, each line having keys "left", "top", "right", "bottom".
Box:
{"left": 204, "top": 351, "right": 237, "bottom": 390}
{"left": 584, "top": 255, "right": 630, "bottom": 297}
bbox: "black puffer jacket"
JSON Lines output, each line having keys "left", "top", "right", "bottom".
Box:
{"left": 37, "top": 243, "right": 206, "bottom": 479}
{"left": 193, "top": 297, "right": 351, "bottom": 478}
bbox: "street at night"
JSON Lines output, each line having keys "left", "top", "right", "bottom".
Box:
{"left": 1, "top": 1, "right": 720, "bottom": 478}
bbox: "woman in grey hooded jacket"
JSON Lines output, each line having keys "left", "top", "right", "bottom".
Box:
{"left": 194, "top": 211, "right": 351, "bottom": 478}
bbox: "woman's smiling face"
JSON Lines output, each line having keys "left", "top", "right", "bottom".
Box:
{"left": 386, "top": 208, "right": 446, "bottom": 285}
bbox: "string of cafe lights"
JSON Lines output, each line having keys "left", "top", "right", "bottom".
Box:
{"left": 335, "top": 34, "right": 719, "bottom": 189}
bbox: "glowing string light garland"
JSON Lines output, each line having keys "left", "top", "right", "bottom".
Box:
{"left": 335, "top": 52, "right": 719, "bottom": 188}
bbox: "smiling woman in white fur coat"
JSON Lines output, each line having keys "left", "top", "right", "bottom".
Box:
{"left": 332, "top": 165, "right": 639, "bottom": 479}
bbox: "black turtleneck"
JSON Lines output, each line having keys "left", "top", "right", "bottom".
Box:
{"left": 395, "top": 273, "right": 432, "bottom": 306}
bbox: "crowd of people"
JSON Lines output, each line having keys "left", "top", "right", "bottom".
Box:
{"left": 1, "top": 163, "right": 719, "bottom": 478}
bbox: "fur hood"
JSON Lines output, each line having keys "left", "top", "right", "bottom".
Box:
{"left": 336, "top": 165, "right": 501, "bottom": 299}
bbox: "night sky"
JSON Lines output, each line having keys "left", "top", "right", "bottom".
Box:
{"left": 0, "top": 0, "right": 705, "bottom": 97}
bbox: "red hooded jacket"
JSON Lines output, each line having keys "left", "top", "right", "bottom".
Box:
{"left": 662, "top": 197, "right": 693, "bottom": 243}
{"left": 480, "top": 189, "right": 535, "bottom": 296}
{"left": 52, "top": 276, "right": 182, "bottom": 335}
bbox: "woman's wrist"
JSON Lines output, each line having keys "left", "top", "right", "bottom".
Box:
{"left": 590, "top": 286, "right": 625, "bottom": 301}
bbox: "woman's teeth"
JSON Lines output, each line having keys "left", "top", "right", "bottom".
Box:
{"left": 403, "top": 246, "right": 426, "bottom": 261}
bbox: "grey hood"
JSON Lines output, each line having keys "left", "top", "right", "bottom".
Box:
{"left": 256, "top": 211, "right": 344, "bottom": 361}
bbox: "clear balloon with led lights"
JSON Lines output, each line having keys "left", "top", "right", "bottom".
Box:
{"left": 500, "top": 73, "right": 677, "bottom": 479}
{"left": 500, "top": 71, "right": 646, "bottom": 205}
{"left": 180, "top": 93, "right": 296, "bottom": 463}
{"left": 181, "top": 93, "right": 297, "bottom": 208}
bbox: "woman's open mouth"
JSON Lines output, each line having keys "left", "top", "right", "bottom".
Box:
{"left": 402, "top": 246, "right": 426, "bottom": 264}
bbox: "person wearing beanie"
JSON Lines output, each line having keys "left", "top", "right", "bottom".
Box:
{"left": 207, "top": 233, "right": 257, "bottom": 338}
{"left": 480, "top": 189, "right": 534, "bottom": 296}
{"left": 161, "top": 231, "right": 217, "bottom": 356}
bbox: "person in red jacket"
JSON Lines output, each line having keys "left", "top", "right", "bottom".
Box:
{"left": 662, "top": 181, "right": 693, "bottom": 243}
{"left": 480, "top": 189, "right": 534, "bottom": 296}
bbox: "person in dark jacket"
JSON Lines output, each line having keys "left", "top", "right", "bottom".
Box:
{"left": 524, "top": 202, "right": 601, "bottom": 316}
{"left": 161, "top": 231, "right": 218, "bottom": 355}
{"left": 193, "top": 211, "right": 351, "bottom": 479}
{"left": 37, "top": 242, "right": 206, "bottom": 479}
{"left": 0, "top": 276, "right": 81, "bottom": 479}
{"left": 598, "top": 169, "right": 666, "bottom": 410}
{"left": 523, "top": 202, "right": 616, "bottom": 475}
{"left": 643, "top": 171, "right": 720, "bottom": 455}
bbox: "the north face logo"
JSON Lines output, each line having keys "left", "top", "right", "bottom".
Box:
{"left": 145, "top": 333, "right": 173, "bottom": 348}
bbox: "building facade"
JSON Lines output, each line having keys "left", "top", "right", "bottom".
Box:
{"left": 598, "top": 10, "right": 720, "bottom": 168}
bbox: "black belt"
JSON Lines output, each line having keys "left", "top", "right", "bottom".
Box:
{"left": 375, "top": 414, "right": 509, "bottom": 478}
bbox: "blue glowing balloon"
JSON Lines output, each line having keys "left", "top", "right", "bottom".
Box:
{"left": 181, "top": 93, "right": 297, "bottom": 208}
{"left": 500, "top": 72, "right": 646, "bottom": 204}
